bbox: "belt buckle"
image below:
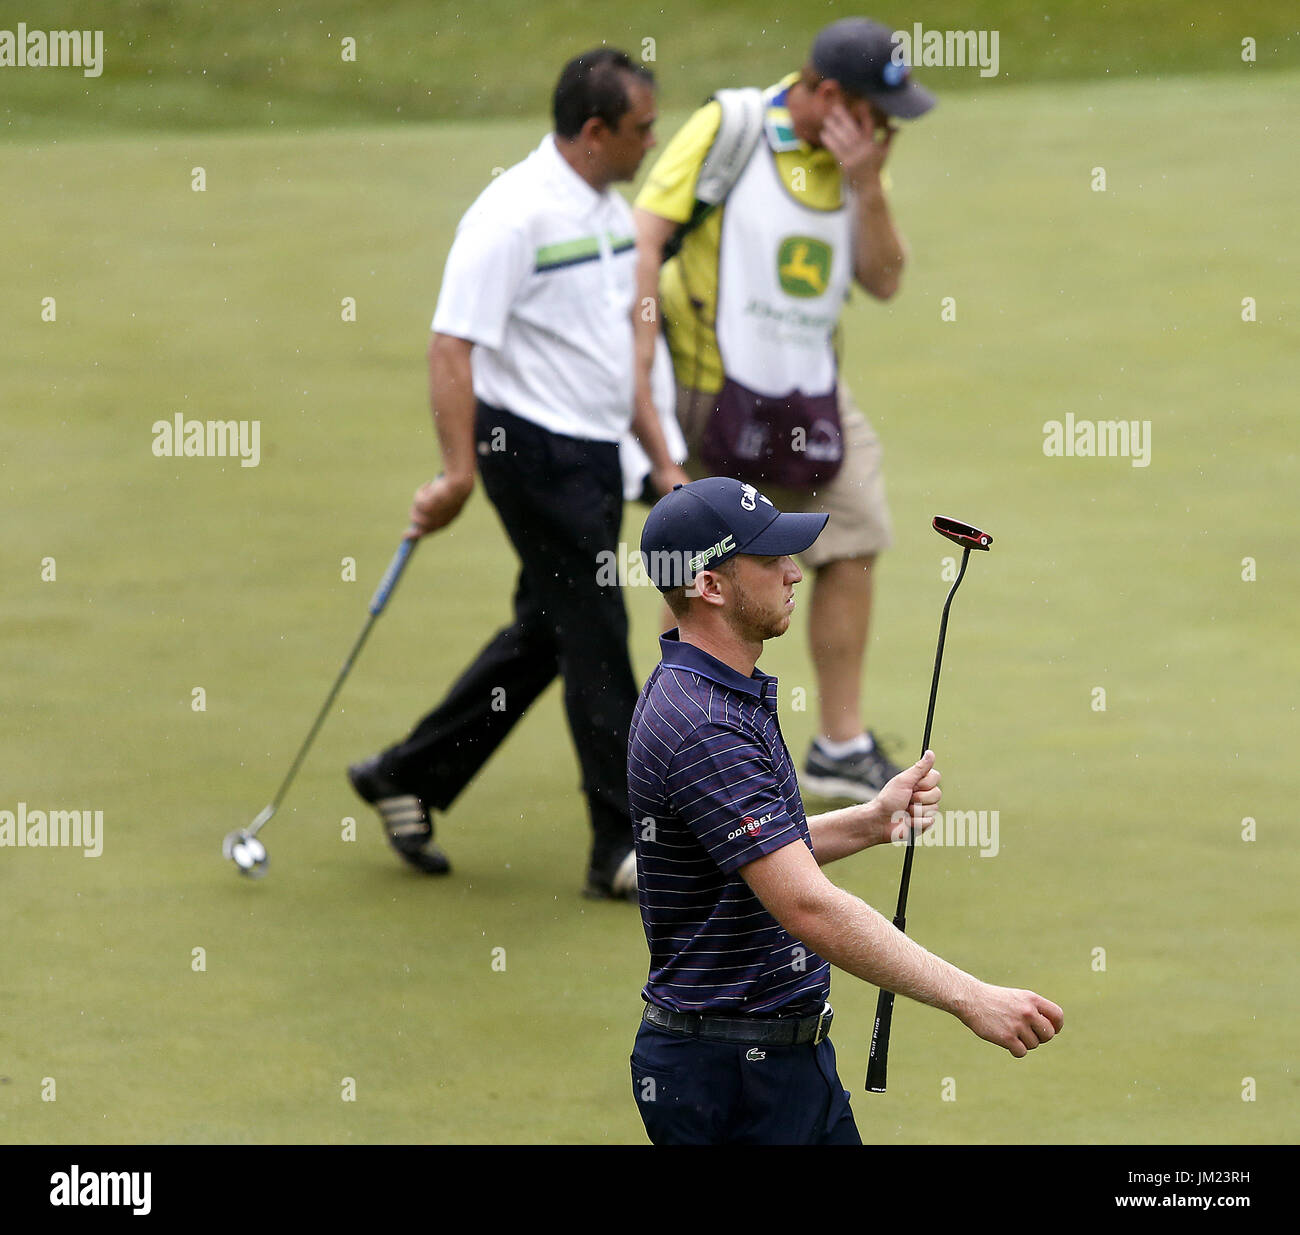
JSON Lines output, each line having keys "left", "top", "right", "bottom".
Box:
{"left": 813, "top": 1002, "right": 832, "bottom": 1045}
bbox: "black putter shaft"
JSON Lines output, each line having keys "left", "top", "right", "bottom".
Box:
{"left": 894, "top": 546, "right": 969, "bottom": 920}
{"left": 866, "top": 517, "right": 991, "bottom": 1093}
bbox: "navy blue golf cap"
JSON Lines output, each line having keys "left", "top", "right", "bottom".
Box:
{"left": 811, "top": 17, "right": 936, "bottom": 119}
{"left": 640, "top": 478, "right": 829, "bottom": 592}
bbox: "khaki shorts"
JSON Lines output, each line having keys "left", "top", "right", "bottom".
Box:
{"left": 675, "top": 380, "right": 893, "bottom": 568}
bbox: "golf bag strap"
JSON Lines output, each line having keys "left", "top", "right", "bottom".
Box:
{"left": 662, "top": 86, "right": 765, "bottom": 261}
{"left": 695, "top": 87, "right": 766, "bottom": 206}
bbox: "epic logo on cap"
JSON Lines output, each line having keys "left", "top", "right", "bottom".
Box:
{"left": 688, "top": 535, "right": 735, "bottom": 573}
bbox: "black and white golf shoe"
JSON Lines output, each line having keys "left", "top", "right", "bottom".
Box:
{"left": 582, "top": 847, "right": 637, "bottom": 901}
{"left": 347, "top": 755, "right": 451, "bottom": 875}
{"left": 802, "top": 732, "right": 904, "bottom": 802}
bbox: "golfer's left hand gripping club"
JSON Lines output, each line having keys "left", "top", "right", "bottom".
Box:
{"left": 866, "top": 515, "right": 992, "bottom": 1091}
{"left": 223, "top": 530, "right": 420, "bottom": 878}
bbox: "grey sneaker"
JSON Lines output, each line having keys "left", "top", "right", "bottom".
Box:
{"left": 347, "top": 755, "right": 451, "bottom": 875}
{"left": 802, "top": 732, "right": 904, "bottom": 801}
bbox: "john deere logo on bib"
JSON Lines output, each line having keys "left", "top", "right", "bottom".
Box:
{"left": 777, "top": 236, "right": 832, "bottom": 298}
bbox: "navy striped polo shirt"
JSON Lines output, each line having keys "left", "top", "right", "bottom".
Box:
{"left": 628, "top": 630, "right": 830, "bottom": 1015}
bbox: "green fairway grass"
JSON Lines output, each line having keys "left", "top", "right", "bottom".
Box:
{"left": 4, "top": 0, "right": 1296, "bottom": 135}
{"left": 2, "top": 52, "right": 1297, "bottom": 1142}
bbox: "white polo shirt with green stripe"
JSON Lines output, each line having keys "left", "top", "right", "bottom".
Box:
{"left": 432, "top": 133, "right": 638, "bottom": 442}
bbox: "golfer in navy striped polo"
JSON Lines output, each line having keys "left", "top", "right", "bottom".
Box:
{"left": 627, "top": 478, "right": 1063, "bottom": 1145}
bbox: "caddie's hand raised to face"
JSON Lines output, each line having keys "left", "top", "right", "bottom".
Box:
{"left": 820, "top": 101, "right": 895, "bottom": 185}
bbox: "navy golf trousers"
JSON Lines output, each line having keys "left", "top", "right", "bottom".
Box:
{"left": 630, "top": 1021, "right": 862, "bottom": 1145}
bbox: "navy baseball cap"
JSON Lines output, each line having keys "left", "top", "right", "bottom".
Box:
{"left": 811, "top": 17, "right": 936, "bottom": 119}
{"left": 640, "top": 478, "right": 828, "bottom": 592}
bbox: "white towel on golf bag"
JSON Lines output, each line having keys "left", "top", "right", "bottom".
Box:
{"left": 619, "top": 332, "right": 687, "bottom": 500}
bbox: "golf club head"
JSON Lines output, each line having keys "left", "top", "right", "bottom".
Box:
{"left": 933, "top": 515, "right": 993, "bottom": 551}
{"left": 223, "top": 828, "right": 269, "bottom": 878}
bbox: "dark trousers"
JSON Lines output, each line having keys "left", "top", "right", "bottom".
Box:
{"left": 378, "top": 402, "right": 637, "bottom": 875}
{"left": 630, "top": 1021, "right": 862, "bottom": 1145}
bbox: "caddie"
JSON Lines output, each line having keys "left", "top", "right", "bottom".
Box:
{"left": 631, "top": 16, "right": 936, "bottom": 802}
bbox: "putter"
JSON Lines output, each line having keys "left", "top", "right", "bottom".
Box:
{"left": 865, "top": 515, "right": 992, "bottom": 1092}
{"left": 223, "top": 531, "right": 419, "bottom": 878}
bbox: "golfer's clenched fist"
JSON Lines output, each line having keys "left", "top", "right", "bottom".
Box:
{"left": 960, "top": 986, "right": 1064, "bottom": 1058}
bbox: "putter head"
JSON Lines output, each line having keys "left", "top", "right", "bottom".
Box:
{"left": 933, "top": 515, "right": 993, "bottom": 551}
{"left": 223, "top": 828, "right": 269, "bottom": 879}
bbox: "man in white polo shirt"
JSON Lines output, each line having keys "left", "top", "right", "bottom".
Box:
{"left": 349, "top": 49, "right": 687, "bottom": 897}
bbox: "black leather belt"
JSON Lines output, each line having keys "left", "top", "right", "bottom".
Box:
{"left": 643, "top": 1001, "right": 833, "bottom": 1046}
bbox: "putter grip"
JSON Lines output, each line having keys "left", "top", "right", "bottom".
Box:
{"left": 368, "top": 538, "right": 415, "bottom": 615}
{"left": 865, "top": 988, "right": 896, "bottom": 1092}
